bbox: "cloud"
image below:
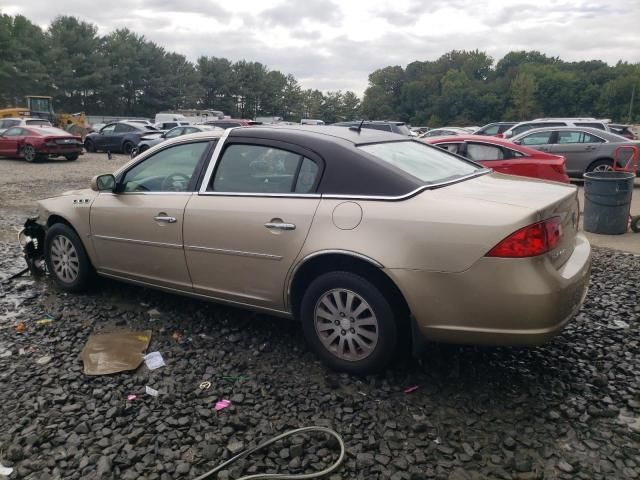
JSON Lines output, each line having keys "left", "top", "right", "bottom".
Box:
{"left": 3, "top": 0, "right": 640, "bottom": 95}
{"left": 261, "top": 0, "right": 342, "bottom": 27}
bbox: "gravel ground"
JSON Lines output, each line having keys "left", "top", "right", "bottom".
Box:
{"left": 0, "top": 153, "right": 131, "bottom": 242}
{"left": 0, "top": 154, "right": 639, "bottom": 480}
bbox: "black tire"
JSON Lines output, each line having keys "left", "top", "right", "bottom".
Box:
{"left": 65, "top": 153, "right": 79, "bottom": 161}
{"left": 300, "top": 271, "right": 398, "bottom": 374}
{"left": 44, "top": 223, "right": 94, "bottom": 292}
{"left": 631, "top": 216, "right": 640, "bottom": 233}
{"left": 138, "top": 144, "right": 149, "bottom": 154}
{"left": 585, "top": 159, "right": 614, "bottom": 174}
{"left": 22, "top": 144, "right": 38, "bottom": 162}
{"left": 122, "top": 141, "right": 134, "bottom": 155}
{"left": 84, "top": 139, "right": 95, "bottom": 153}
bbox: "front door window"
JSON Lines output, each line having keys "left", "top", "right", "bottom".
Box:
{"left": 121, "top": 141, "right": 209, "bottom": 192}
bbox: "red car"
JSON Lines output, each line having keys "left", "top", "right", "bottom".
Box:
{"left": 0, "top": 126, "right": 83, "bottom": 162}
{"left": 421, "top": 135, "right": 570, "bottom": 183}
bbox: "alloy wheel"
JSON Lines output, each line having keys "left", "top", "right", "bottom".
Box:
{"left": 23, "top": 145, "right": 36, "bottom": 162}
{"left": 314, "top": 288, "right": 379, "bottom": 361}
{"left": 50, "top": 234, "right": 80, "bottom": 283}
{"left": 592, "top": 164, "right": 613, "bottom": 172}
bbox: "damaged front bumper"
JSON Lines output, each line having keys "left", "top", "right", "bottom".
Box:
{"left": 19, "top": 218, "right": 46, "bottom": 276}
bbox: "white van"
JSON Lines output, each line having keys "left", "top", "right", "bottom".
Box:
{"left": 154, "top": 113, "right": 188, "bottom": 124}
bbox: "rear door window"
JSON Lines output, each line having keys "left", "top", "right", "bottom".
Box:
{"left": 211, "top": 144, "right": 320, "bottom": 194}
{"left": 114, "top": 123, "right": 134, "bottom": 133}
{"left": 466, "top": 143, "right": 504, "bottom": 161}
{"left": 556, "top": 131, "right": 605, "bottom": 144}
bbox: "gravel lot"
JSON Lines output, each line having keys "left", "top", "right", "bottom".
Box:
{"left": 0, "top": 153, "right": 639, "bottom": 480}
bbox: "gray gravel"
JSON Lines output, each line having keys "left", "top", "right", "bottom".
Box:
{"left": 0, "top": 155, "right": 639, "bottom": 479}
{"left": 1, "top": 240, "right": 639, "bottom": 479}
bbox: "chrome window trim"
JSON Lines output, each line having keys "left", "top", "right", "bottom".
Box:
{"left": 198, "top": 192, "right": 321, "bottom": 199}
{"left": 93, "top": 234, "right": 183, "bottom": 249}
{"left": 99, "top": 192, "right": 194, "bottom": 196}
{"left": 198, "top": 128, "right": 233, "bottom": 194}
{"left": 184, "top": 244, "right": 283, "bottom": 260}
{"left": 322, "top": 169, "right": 491, "bottom": 201}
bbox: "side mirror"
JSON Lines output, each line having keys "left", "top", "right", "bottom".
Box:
{"left": 91, "top": 174, "right": 116, "bottom": 192}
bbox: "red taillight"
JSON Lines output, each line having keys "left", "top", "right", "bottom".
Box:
{"left": 486, "top": 217, "right": 563, "bottom": 258}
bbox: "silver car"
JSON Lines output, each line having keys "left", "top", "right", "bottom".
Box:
{"left": 511, "top": 127, "right": 640, "bottom": 177}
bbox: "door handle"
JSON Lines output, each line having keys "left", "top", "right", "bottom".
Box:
{"left": 154, "top": 215, "right": 177, "bottom": 223}
{"left": 585, "top": 146, "right": 597, "bottom": 151}
{"left": 264, "top": 221, "right": 296, "bottom": 231}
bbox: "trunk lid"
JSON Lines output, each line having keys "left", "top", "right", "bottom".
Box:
{"left": 440, "top": 172, "right": 580, "bottom": 268}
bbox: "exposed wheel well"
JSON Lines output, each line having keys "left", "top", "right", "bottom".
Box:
{"left": 47, "top": 215, "right": 74, "bottom": 230}
{"left": 289, "top": 253, "right": 411, "bottom": 330}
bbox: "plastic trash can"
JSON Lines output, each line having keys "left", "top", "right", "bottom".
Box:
{"left": 583, "top": 171, "right": 635, "bottom": 235}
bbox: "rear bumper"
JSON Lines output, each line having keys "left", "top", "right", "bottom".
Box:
{"left": 37, "top": 146, "right": 83, "bottom": 155}
{"left": 388, "top": 232, "right": 592, "bottom": 345}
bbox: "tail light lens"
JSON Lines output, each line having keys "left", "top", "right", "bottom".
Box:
{"left": 486, "top": 217, "right": 563, "bottom": 258}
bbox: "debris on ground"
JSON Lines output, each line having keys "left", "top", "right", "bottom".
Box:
{"left": 80, "top": 330, "right": 152, "bottom": 375}
{"left": 215, "top": 399, "right": 231, "bottom": 411}
{"left": 145, "top": 386, "right": 159, "bottom": 397}
{"left": 14, "top": 322, "right": 26, "bottom": 334}
{"left": 143, "top": 351, "right": 165, "bottom": 370}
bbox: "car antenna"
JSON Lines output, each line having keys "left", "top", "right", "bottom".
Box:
{"left": 349, "top": 119, "right": 365, "bottom": 133}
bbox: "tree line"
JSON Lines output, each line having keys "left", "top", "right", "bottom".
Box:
{"left": 0, "top": 14, "right": 361, "bottom": 122}
{"left": 362, "top": 50, "right": 640, "bottom": 126}
{"left": 1, "top": 13, "right": 638, "bottom": 126}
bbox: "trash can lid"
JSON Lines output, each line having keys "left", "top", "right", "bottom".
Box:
{"left": 583, "top": 171, "right": 636, "bottom": 180}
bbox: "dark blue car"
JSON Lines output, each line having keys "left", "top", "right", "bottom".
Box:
{"left": 84, "top": 122, "right": 159, "bottom": 154}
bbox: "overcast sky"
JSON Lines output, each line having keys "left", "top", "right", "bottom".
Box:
{"left": 4, "top": 0, "right": 640, "bottom": 94}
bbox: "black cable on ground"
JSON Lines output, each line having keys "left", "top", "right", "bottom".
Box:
{"left": 0, "top": 267, "right": 29, "bottom": 284}
{"left": 193, "top": 426, "right": 345, "bottom": 480}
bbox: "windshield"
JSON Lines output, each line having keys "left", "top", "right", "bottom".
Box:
{"left": 359, "top": 141, "right": 482, "bottom": 184}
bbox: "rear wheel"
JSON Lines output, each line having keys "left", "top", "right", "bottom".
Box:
{"left": 300, "top": 271, "right": 398, "bottom": 374}
{"left": 65, "top": 153, "right": 79, "bottom": 161}
{"left": 84, "top": 139, "right": 95, "bottom": 153}
{"left": 22, "top": 144, "right": 38, "bottom": 162}
{"left": 586, "top": 159, "right": 614, "bottom": 174}
{"left": 44, "top": 223, "right": 93, "bottom": 292}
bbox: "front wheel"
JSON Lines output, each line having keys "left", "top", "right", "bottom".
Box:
{"left": 300, "top": 271, "right": 398, "bottom": 374}
{"left": 44, "top": 223, "right": 94, "bottom": 292}
{"left": 84, "top": 139, "right": 95, "bottom": 153}
{"left": 65, "top": 153, "right": 79, "bottom": 161}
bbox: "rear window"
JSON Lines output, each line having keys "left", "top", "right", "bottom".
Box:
{"left": 393, "top": 124, "right": 412, "bottom": 136}
{"left": 26, "top": 119, "right": 51, "bottom": 126}
{"left": 359, "top": 141, "right": 481, "bottom": 184}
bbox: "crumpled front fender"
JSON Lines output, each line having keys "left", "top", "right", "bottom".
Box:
{"left": 19, "top": 217, "right": 46, "bottom": 275}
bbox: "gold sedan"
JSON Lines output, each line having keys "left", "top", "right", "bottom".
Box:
{"left": 21, "top": 126, "right": 591, "bottom": 373}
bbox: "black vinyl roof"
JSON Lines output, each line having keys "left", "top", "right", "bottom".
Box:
{"left": 228, "top": 125, "right": 423, "bottom": 197}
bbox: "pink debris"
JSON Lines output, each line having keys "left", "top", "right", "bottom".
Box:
{"left": 214, "top": 399, "right": 231, "bottom": 411}
{"left": 127, "top": 394, "right": 137, "bottom": 401}
{"left": 404, "top": 385, "right": 419, "bottom": 394}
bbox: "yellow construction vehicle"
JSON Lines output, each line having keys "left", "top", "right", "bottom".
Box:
{"left": 0, "top": 96, "right": 89, "bottom": 138}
